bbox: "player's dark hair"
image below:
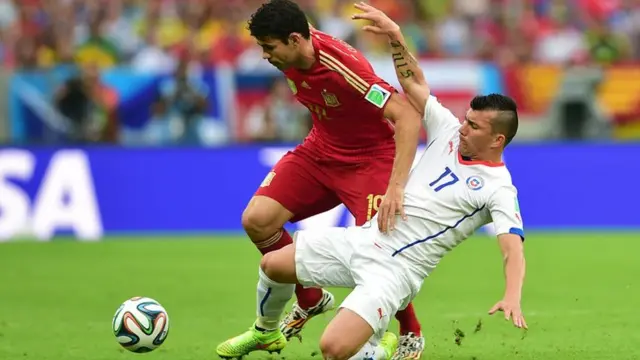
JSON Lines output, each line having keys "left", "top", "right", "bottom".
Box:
{"left": 248, "top": 0, "right": 311, "bottom": 44}
{"left": 470, "top": 94, "right": 519, "bottom": 147}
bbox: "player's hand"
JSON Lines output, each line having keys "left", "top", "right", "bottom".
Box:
{"left": 378, "top": 184, "right": 407, "bottom": 234}
{"left": 489, "top": 299, "right": 528, "bottom": 329}
{"left": 351, "top": 2, "right": 400, "bottom": 36}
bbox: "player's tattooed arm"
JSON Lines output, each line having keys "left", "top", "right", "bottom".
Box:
{"left": 387, "top": 34, "right": 429, "bottom": 112}
{"left": 352, "top": 2, "right": 429, "bottom": 113}
{"left": 390, "top": 40, "right": 417, "bottom": 79}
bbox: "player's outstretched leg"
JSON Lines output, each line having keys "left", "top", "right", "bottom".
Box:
{"left": 243, "top": 196, "right": 333, "bottom": 339}
{"left": 216, "top": 249, "right": 297, "bottom": 359}
{"left": 393, "top": 303, "right": 425, "bottom": 360}
{"left": 242, "top": 195, "right": 327, "bottom": 317}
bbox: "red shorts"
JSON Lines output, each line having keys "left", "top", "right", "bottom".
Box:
{"left": 255, "top": 149, "right": 393, "bottom": 225}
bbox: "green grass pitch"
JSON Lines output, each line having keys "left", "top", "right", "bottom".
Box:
{"left": 1, "top": 232, "right": 639, "bottom": 360}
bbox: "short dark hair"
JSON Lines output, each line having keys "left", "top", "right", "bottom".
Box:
{"left": 248, "top": 0, "right": 311, "bottom": 44}
{"left": 470, "top": 94, "right": 519, "bottom": 147}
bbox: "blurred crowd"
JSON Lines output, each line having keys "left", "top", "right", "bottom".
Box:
{"left": 1, "top": 0, "right": 639, "bottom": 71}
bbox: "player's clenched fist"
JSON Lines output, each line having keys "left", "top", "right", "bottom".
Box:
{"left": 378, "top": 184, "right": 407, "bottom": 234}
{"left": 351, "top": 2, "right": 400, "bottom": 36}
{"left": 489, "top": 299, "right": 528, "bottom": 329}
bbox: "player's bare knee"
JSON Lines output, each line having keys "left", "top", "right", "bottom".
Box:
{"left": 259, "top": 252, "right": 274, "bottom": 274}
{"left": 260, "top": 252, "right": 286, "bottom": 281}
{"left": 319, "top": 335, "right": 357, "bottom": 360}
{"left": 260, "top": 249, "right": 295, "bottom": 283}
{"left": 241, "top": 206, "right": 277, "bottom": 240}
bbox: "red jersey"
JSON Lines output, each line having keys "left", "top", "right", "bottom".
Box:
{"left": 283, "top": 30, "right": 397, "bottom": 163}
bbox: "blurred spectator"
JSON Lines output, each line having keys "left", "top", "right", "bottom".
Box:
{"left": 434, "top": 3, "right": 472, "bottom": 58}
{"left": 245, "top": 77, "right": 309, "bottom": 142}
{"left": 533, "top": 9, "right": 587, "bottom": 64}
{"left": 103, "top": 0, "right": 144, "bottom": 61}
{"left": 546, "top": 55, "right": 611, "bottom": 139}
{"left": 316, "top": 0, "right": 356, "bottom": 43}
{"left": 130, "top": 23, "right": 176, "bottom": 73}
{"left": 0, "top": 0, "right": 16, "bottom": 30}
{"left": 146, "top": 58, "right": 210, "bottom": 145}
{"left": 74, "top": 10, "right": 120, "bottom": 69}
{"left": 585, "top": 17, "right": 631, "bottom": 65}
{"left": 54, "top": 62, "right": 119, "bottom": 143}
{"left": 611, "top": 0, "right": 640, "bottom": 59}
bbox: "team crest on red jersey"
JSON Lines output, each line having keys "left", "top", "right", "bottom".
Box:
{"left": 322, "top": 89, "right": 341, "bottom": 107}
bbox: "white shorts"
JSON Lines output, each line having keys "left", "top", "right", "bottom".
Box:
{"left": 294, "top": 223, "right": 423, "bottom": 342}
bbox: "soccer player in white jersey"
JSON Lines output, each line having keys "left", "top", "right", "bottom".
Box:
{"left": 216, "top": 3, "right": 527, "bottom": 360}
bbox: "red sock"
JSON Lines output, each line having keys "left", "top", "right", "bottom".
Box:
{"left": 295, "top": 284, "right": 323, "bottom": 310}
{"left": 395, "top": 303, "right": 422, "bottom": 335}
{"left": 254, "top": 229, "right": 293, "bottom": 255}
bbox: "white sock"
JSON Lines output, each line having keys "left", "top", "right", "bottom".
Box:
{"left": 349, "top": 342, "right": 387, "bottom": 360}
{"left": 255, "top": 267, "right": 294, "bottom": 330}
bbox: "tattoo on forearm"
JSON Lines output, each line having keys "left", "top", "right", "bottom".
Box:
{"left": 389, "top": 40, "right": 416, "bottom": 78}
{"left": 400, "top": 69, "right": 415, "bottom": 78}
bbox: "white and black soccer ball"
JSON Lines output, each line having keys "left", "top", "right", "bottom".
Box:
{"left": 112, "top": 296, "right": 170, "bottom": 353}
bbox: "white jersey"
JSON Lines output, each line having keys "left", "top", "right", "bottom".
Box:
{"left": 381, "top": 95, "right": 524, "bottom": 278}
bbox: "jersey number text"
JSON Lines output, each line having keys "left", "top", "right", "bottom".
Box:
{"left": 366, "top": 194, "right": 383, "bottom": 221}
{"left": 429, "top": 167, "right": 459, "bottom": 192}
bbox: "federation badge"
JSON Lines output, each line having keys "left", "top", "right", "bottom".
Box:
{"left": 466, "top": 176, "right": 484, "bottom": 191}
{"left": 322, "top": 89, "right": 341, "bottom": 107}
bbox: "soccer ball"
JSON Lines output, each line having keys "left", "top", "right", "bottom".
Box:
{"left": 112, "top": 296, "right": 170, "bottom": 353}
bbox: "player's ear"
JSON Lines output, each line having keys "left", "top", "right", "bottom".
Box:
{"left": 289, "top": 33, "right": 302, "bottom": 46}
{"left": 492, "top": 133, "right": 506, "bottom": 149}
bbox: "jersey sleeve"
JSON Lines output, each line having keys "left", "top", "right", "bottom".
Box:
{"left": 423, "top": 95, "right": 462, "bottom": 142}
{"left": 317, "top": 44, "right": 396, "bottom": 114}
{"left": 487, "top": 186, "right": 525, "bottom": 241}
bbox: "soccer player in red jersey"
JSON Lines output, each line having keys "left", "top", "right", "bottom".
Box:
{"left": 218, "top": 1, "right": 424, "bottom": 359}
